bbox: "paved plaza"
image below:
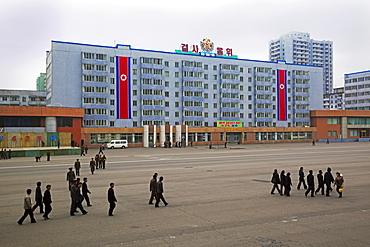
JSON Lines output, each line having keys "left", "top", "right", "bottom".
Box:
{"left": 0, "top": 142, "right": 369, "bottom": 247}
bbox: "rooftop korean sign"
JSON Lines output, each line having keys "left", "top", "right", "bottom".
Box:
{"left": 176, "top": 38, "right": 238, "bottom": 58}
{"left": 217, "top": 121, "right": 243, "bottom": 127}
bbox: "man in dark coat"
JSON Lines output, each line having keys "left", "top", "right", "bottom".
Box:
{"left": 47, "top": 150, "right": 51, "bottom": 161}
{"left": 108, "top": 183, "right": 117, "bottom": 216}
{"left": 280, "top": 170, "right": 286, "bottom": 196}
{"left": 324, "top": 167, "right": 334, "bottom": 197}
{"left": 82, "top": 177, "right": 92, "bottom": 207}
{"left": 285, "top": 172, "right": 292, "bottom": 197}
{"left": 270, "top": 169, "right": 281, "bottom": 195}
{"left": 90, "top": 158, "right": 95, "bottom": 175}
{"left": 66, "top": 168, "right": 76, "bottom": 190}
{"left": 149, "top": 173, "right": 158, "bottom": 204}
{"left": 297, "top": 167, "right": 307, "bottom": 190}
{"left": 74, "top": 159, "right": 81, "bottom": 176}
{"left": 315, "top": 170, "right": 324, "bottom": 195}
{"left": 43, "top": 185, "right": 52, "bottom": 220}
{"left": 73, "top": 182, "right": 87, "bottom": 215}
{"left": 305, "top": 170, "right": 315, "bottom": 197}
{"left": 32, "top": 181, "right": 44, "bottom": 213}
{"left": 155, "top": 176, "right": 168, "bottom": 207}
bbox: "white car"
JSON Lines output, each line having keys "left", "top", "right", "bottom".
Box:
{"left": 107, "top": 140, "right": 128, "bottom": 149}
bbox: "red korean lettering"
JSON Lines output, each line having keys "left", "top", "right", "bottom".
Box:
{"left": 181, "top": 44, "right": 188, "bottom": 52}
{"left": 226, "top": 48, "right": 233, "bottom": 56}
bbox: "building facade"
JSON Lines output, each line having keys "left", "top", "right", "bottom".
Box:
{"left": 0, "top": 90, "right": 46, "bottom": 106}
{"left": 323, "top": 87, "right": 344, "bottom": 109}
{"left": 46, "top": 40, "right": 323, "bottom": 130}
{"left": 311, "top": 110, "right": 370, "bottom": 140}
{"left": 269, "top": 32, "right": 333, "bottom": 95}
{"left": 344, "top": 70, "right": 370, "bottom": 110}
{"left": 36, "top": 73, "right": 46, "bottom": 91}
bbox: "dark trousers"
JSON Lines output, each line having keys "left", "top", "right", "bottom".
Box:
{"left": 336, "top": 187, "right": 343, "bottom": 197}
{"left": 103, "top": 161, "right": 106, "bottom": 169}
{"left": 90, "top": 167, "right": 95, "bottom": 174}
{"left": 32, "top": 200, "right": 44, "bottom": 213}
{"left": 149, "top": 191, "right": 156, "bottom": 204}
{"left": 325, "top": 183, "right": 333, "bottom": 196}
{"left": 83, "top": 193, "right": 91, "bottom": 206}
{"left": 109, "top": 202, "right": 116, "bottom": 215}
{"left": 70, "top": 197, "right": 76, "bottom": 215}
{"left": 18, "top": 209, "right": 36, "bottom": 224}
{"left": 74, "top": 201, "right": 87, "bottom": 214}
{"left": 285, "top": 186, "right": 291, "bottom": 196}
{"left": 43, "top": 203, "right": 52, "bottom": 218}
{"left": 315, "top": 183, "right": 324, "bottom": 195}
{"left": 76, "top": 168, "right": 80, "bottom": 176}
{"left": 271, "top": 183, "right": 281, "bottom": 194}
{"left": 305, "top": 185, "right": 315, "bottom": 197}
{"left": 297, "top": 178, "right": 307, "bottom": 190}
{"left": 280, "top": 183, "right": 285, "bottom": 195}
{"left": 155, "top": 193, "right": 168, "bottom": 206}
{"left": 47, "top": 155, "right": 50, "bottom": 161}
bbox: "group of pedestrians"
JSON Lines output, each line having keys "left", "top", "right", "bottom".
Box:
{"left": 271, "top": 167, "right": 345, "bottom": 198}
{"left": 149, "top": 173, "right": 169, "bottom": 207}
{"left": 17, "top": 182, "right": 52, "bottom": 225}
{"left": 1, "top": 148, "right": 11, "bottom": 159}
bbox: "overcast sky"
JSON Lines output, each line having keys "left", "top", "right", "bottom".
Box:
{"left": 0, "top": 0, "right": 369, "bottom": 90}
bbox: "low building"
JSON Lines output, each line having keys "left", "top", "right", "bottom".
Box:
{"left": 311, "top": 110, "right": 370, "bottom": 140}
{"left": 0, "top": 90, "right": 46, "bottom": 106}
{"left": 0, "top": 105, "right": 83, "bottom": 148}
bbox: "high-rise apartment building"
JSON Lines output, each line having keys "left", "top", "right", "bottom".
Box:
{"left": 269, "top": 32, "right": 333, "bottom": 95}
{"left": 36, "top": 73, "right": 46, "bottom": 91}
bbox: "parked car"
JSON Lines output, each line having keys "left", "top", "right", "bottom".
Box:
{"left": 107, "top": 140, "right": 128, "bottom": 149}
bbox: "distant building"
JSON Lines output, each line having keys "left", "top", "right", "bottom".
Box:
{"left": 269, "top": 31, "right": 333, "bottom": 95}
{"left": 323, "top": 87, "right": 344, "bottom": 109}
{"left": 36, "top": 73, "right": 46, "bottom": 91}
{"left": 344, "top": 70, "right": 370, "bottom": 110}
{"left": 0, "top": 89, "right": 46, "bottom": 106}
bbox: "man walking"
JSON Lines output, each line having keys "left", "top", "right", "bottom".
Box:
{"left": 270, "top": 169, "right": 281, "bottom": 195}
{"left": 90, "top": 158, "right": 95, "bottom": 175}
{"left": 47, "top": 150, "right": 51, "bottom": 161}
{"left": 74, "top": 159, "right": 81, "bottom": 176}
{"left": 82, "top": 177, "right": 92, "bottom": 207}
{"left": 80, "top": 146, "right": 85, "bottom": 156}
{"left": 84, "top": 145, "right": 88, "bottom": 154}
{"left": 324, "top": 167, "right": 334, "bottom": 197}
{"left": 18, "top": 189, "right": 36, "bottom": 225}
{"left": 70, "top": 180, "right": 78, "bottom": 216}
{"left": 285, "top": 172, "right": 292, "bottom": 197}
{"left": 102, "top": 155, "right": 107, "bottom": 169}
{"left": 155, "top": 176, "right": 168, "bottom": 207}
{"left": 149, "top": 173, "right": 158, "bottom": 204}
{"left": 43, "top": 185, "right": 52, "bottom": 220}
{"left": 32, "top": 181, "right": 44, "bottom": 214}
{"left": 280, "top": 170, "right": 286, "bottom": 196}
{"left": 305, "top": 170, "right": 315, "bottom": 197}
{"left": 66, "top": 168, "right": 76, "bottom": 190}
{"left": 73, "top": 182, "right": 88, "bottom": 215}
{"left": 315, "top": 170, "right": 324, "bottom": 195}
{"left": 297, "top": 167, "right": 307, "bottom": 190}
{"left": 108, "top": 183, "right": 117, "bottom": 216}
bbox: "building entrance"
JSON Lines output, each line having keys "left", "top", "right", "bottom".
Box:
{"left": 226, "top": 133, "right": 241, "bottom": 144}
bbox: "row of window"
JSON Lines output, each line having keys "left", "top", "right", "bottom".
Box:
{"left": 0, "top": 96, "right": 46, "bottom": 102}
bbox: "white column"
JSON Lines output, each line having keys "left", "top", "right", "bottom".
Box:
{"left": 153, "top": 125, "right": 157, "bottom": 147}
{"left": 169, "top": 125, "right": 173, "bottom": 145}
{"left": 160, "top": 125, "right": 166, "bottom": 147}
{"left": 176, "top": 125, "right": 181, "bottom": 143}
{"left": 45, "top": 117, "right": 57, "bottom": 132}
{"left": 143, "top": 125, "right": 149, "bottom": 147}
{"left": 185, "top": 125, "right": 188, "bottom": 146}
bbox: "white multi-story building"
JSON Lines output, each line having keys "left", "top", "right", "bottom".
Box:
{"left": 344, "top": 70, "right": 370, "bottom": 110}
{"left": 0, "top": 90, "right": 46, "bottom": 106}
{"left": 46, "top": 40, "right": 323, "bottom": 128}
{"left": 269, "top": 32, "right": 333, "bottom": 95}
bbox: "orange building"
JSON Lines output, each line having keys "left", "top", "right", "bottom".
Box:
{"left": 0, "top": 106, "right": 83, "bottom": 148}
{"left": 311, "top": 110, "right": 370, "bottom": 140}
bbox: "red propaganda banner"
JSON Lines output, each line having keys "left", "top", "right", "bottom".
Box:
{"left": 116, "top": 57, "right": 131, "bottom": 119}
{"left": 277, "top": 70, "right": 287, "bottom": 121}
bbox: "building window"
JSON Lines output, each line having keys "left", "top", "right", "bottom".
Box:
{"left": 213, "top": 113, "right": 217, "bottom": 118}
{"left": 132, "top": 59, "right": 137, "bottom": 64}
{"left": 213, "top": 103, "right": 217, "bottom": 108}
{"left": 133, "top": 69, "right": 137, "bottom": 75}
{"left": 327, "top": 118, "right": 339, "bottom": 124}
{"left": 213, "top": 84, "right": 217, "bottom": 90}
{"left": 165, "top": 92, "right": 169, "bottom": 97}
{"left": 175, "top": 72, "right": 179, "bottom": 78}
{"left": 175, "top": 82, "right": 179, "bottom": 88}
{"left": 165, "top": 101, "right": 169, "bottom": 107}
{"left": 110, "top": 110, "right": 115, "bottom": 116}
{"left": 165, "top": 71, "right": 169, "bottom": 77}
{"left": 213, "top": 94, "right": 217, "bottom": 99}
{"left": 133, "top": 111, "right": 137, "bottom": 117}
{"left": 213, "top": 65, "right": 217, "bottom": 70}
{"left": 110, "top": 67, "right": 115, "bottom": 73}
{"left": 110, "top": 100, "right": 115, "bottom": 105}
{"left": 110, "top": 78, "right": 115, "bottom": 84}
{"left": 110, "top": 121, "right": 115, "bottom": 127}
{"left": 165, "top": 81, "right": 169, "bottom": 87}
{"left": 133, "top": 100, "right": 137, "bottom": 106}
{"left": 175, "top": 102, "right": 179, "bottom": 107}
{"left": 213, "top": 75, "right": 217, "bottom": 80}
{"left": 133, "top": 90, "right": 137, "bottom": 96}
{"left": 175, "top": 112, "right": 179, "bottom": 117}
{"left": 165, "top": 111, "right": 169, "bottom": 117}
{"left": 175, "top": 92, "right": 179, "bottom": 97}
{"left": 350, "top": 130, "right": 358, "bottom": 137}
{"left": 204, "top": 103, "right": 208, "bottom": 108}
{"left": 204, "top": 64, "right": 208, "bottom": 70}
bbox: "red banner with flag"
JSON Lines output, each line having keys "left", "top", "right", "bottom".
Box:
{"left": 277, "top": 70, "right": 287, "bottom": 121}
{"left": 116, "top": 57, "right": 131, "bottom": 119}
